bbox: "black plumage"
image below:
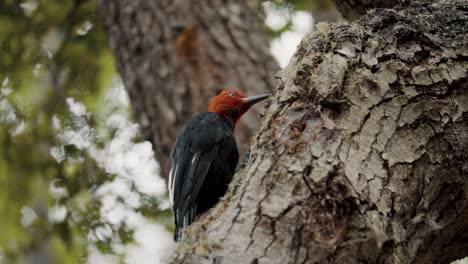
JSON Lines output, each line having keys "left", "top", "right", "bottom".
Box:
{"left": 169, "top": 112, "right": 238, "bottom": 241}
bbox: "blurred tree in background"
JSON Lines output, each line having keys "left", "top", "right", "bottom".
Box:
{"left": 1, "top": 0, "right": 111, "bottom": 262}
{"left": 0, "top": 0, "right": 334, "bottom": 263}
{"left": 0, "top": 0, "right": 172, "bottom": 262}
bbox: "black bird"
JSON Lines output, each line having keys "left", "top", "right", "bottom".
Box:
{"left": 168, "top": 89, "right": 270, "bottom": 241}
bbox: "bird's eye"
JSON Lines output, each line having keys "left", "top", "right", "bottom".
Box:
{"left": 229, "top": 92, "right": 236, "bottom": 97}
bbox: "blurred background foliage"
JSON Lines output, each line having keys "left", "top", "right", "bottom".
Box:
{"left": 0, "top": 0, "right": 334, "bottom": 263}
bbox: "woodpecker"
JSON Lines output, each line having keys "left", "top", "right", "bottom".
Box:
{"left": 168, "top": 89, "right": 270, "bottom": 241}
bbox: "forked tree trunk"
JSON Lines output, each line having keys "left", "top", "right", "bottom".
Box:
{"left": 97, "top": 0, "right": 278, "bottom": 177}
{"left": 172, "top": 1, "right": 468, "bottom": 263}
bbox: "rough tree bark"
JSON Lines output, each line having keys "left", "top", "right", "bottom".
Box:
{"left": 97, "top": 0, "right": 278, "bottom": 177}
{"left": 171, "top": 1, "right": 468, "bottom": 263}
{"left": 332, "top": 0, "right": 401, "bottom": 21}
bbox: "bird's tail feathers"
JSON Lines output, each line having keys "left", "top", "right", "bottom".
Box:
{"left": 174, "top": 205, "right": 197, "bottom": 241}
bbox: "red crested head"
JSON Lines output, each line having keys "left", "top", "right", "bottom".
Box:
{"left": 208, "top": 89, "right": 270, "bottom": 127}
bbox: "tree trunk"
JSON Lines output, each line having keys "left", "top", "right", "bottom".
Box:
{"left": 172, "top": 1, "right": 468, "bottom": 263}
{"left": 97, "top": 0, "right": 279, "bottom": 177}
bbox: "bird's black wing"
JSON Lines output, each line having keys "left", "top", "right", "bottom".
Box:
{"left": 168, "top": 113, "right": 234, "bottom": 240}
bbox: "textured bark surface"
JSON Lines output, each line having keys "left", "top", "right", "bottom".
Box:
{"left": 97, "top": 0, "right": 278, "bottom": 177}
{"left": 332, "top": 0, "right": 401, "bottom": 20}
{"left": 172, "top": 1, "right": 468, "bottom": 263}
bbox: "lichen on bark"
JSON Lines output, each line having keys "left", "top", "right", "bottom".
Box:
{"left": 172, "top": 1, "right": 468, "bottom": 263}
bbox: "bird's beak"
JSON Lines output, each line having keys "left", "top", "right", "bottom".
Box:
{"left": 241, "top": 94, "right": 271, "bottom": 106}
